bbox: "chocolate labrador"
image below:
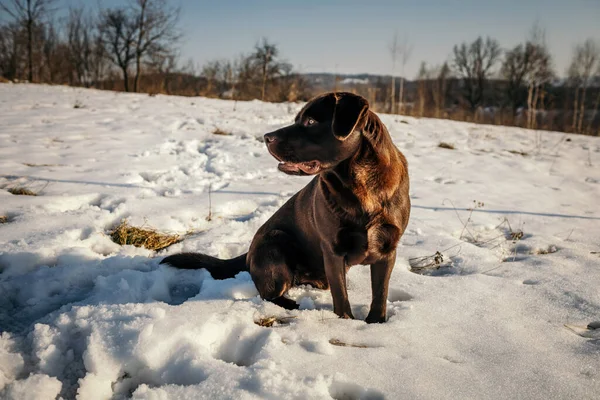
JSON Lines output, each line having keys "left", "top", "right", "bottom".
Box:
{"left": 161, "top": 92, "right": 410, "bottom": 323}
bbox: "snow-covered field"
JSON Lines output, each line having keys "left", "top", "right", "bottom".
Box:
{"left": 0, "top": 84, "right": 599, "bottom": 400}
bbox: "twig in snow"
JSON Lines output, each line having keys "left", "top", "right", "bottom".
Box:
{"left": 442, "top": 198, "right": 480, "bottom": 243}
{"left": 329, "top": 339, "right": 374, "bottom": 348}
{"left": 206, "top": 184, "right": 212, "bottom": 221}
{"left": 565, "top": 228, "right": 575, "bottom": 241}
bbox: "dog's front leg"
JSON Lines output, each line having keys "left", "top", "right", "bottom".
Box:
{"left": 365, "top": 251, "right": 396, "bottom": 323}
{"left": 322, "top": 246, "right": 354, "bottom": 319}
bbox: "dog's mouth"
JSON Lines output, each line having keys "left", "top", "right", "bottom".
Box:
{"left": 267, "top": 147, "right": 321, "bottom": 175}
{"left": 278, "top": 160, "right": 321, "bottom": 175}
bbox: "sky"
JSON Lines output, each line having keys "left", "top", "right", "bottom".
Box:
{"left": 72, "top": 0, "right": 600, "bottom": 77}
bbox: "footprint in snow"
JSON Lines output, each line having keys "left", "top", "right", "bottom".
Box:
{"left": 387, "top": 288, "right": 413, "bottom": 302}
{"left": 210, "top": 324, "right": 273, "bottom": 367}
{"left": 329, "top": 375, "right": 385, "bottom": 400}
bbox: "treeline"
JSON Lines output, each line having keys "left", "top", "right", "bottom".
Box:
{"left": 372, "top": 32, "right": 600, "bottom": 135}
{"left": 0, "top": 0, "right": 307, "bottom": 102}
{"left": 0, "top": 0, "right": 182, "bottom": 92}
{"left": 0, "top": 1, "right": 598, "bottom": 134}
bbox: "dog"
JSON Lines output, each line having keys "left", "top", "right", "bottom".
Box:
{"left": 161, "top": 92, "right": 410, "bottom": 323}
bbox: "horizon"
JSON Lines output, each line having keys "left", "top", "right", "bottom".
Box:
{"left": 51, "top": 0, "right": 600, "bottom": 79}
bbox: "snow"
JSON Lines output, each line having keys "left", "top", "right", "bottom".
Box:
{"left": 339, "top": 78, "right": 369, "bottom": 85}
{"left": 1, "top": 83, "right": 599, "bottom": 399}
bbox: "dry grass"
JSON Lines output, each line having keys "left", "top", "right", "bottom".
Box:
{"left": 411, "top": 204, "right": 530, "bottom": 276}
{"left": 8, "top": 187, "right": 38, "bottom": 196}
{"left": 507, "top": 149, "right": 529, "bottom": 156}
{"left": 254, "top": 315, "right": 297, "bottom": 327}
{"left": 509, "top": 231, "right": 524, "bottom": 241}
{"left": 534, "top": 245, "right": 558, "bottom": 255}
{"left": 0, "top": 216, "right": 8, "bottom": 224}
{"left": 109, "top": 219, "right": 181, "bottom": 251}
{"left": 23, "top": 163, "right": 63, "bottom": 167}
{"left": 212, "top": 127, "right": 232, "bottom": 136}
{"left": 438, "top": 142, "right": 455, "bottom": 150}
{"left": 409, "top": 251, "right": 448, "bottom": 273}
{"left": 328, "top": 339, "right": 372, "bottom": 348}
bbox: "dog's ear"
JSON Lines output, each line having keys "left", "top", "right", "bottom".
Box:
{"left": 332, "top": 93, "right": 369, "bottom": 140}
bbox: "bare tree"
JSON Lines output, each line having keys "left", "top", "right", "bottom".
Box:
{"left": 201, "top": 60, "right": 220, "bottom": 96}
{"left": 452, "top": 36, "right": 501, "bottom": 110}
{"left": 90, "top": 34, "right": 107, "bottom": 85}
{"left": 501, "top": 44, "right": 529, "bottom": 112}
{"left": 523, "top": 25, "right": 554, "bottom": 129}
{"left": 588, "top": 62, "right": 600, "bottom": 134}
{"left": 524, "top": 48, "right": 553, "bottom": 129}
{"left": 0, "top": 0, "right": 55, "bottom": 82}
{"left": 130, "top": 0, "right": 180, "bottom": 93}
{"left": 40, "top": 17, "right": 59, "bottom": 82}
{"left": 397, "top": 36, "right": 412, "bottom": 114}
{"left": 501, "top": 26, "right": 553, "bottom": 129}
{"left": 416, "top": 61, "right": 429, "bottom": 117}
{"left": 98, "top": 8, "right": 137, "bottom": 92}
{"left": 221, "top": 58, "right": 239, "bottom": 100}
{"left": 0, "top": 22, "right": 20, "bottom": 80}
{"left": 568, "top": 39, "right": 599, "bottom": 133}
{"left": 388, "top": 32, "right": 399, "bottom": 113}
{"left": 237, "top": 54, "right": 258, "bottom": 99}
{"left": 66, "top": 7, "right": 97, "bottom": 86}
{"left": 253, "top": 38, "right": 283, "bottom": 101}
{"left": 432, "top": 62, "right": 450, "bottom": 118}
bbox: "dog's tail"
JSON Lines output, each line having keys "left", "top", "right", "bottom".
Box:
{"left": 160, "top": 252, "right": 248, "bottom": 280}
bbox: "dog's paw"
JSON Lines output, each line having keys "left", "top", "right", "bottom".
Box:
{"left": 364, "top": 313, "right": 386, "bottom": 324}
{"left": 270, "top": 296, "right": 300, "bottom": 310}
{"left": 337, "top": 311, "right": 355, "bottom": 320}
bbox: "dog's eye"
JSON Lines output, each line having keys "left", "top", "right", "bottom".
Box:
{"left": 303, "top": 117, "right": 317, "bottom": 127}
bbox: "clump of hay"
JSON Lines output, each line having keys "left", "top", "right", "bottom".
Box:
{"left": 212, "top": 127, "right": 232, "bottom": 136}
{"left": 109, "top": 219, "right": 181, "bottom": 251}
{"left": 8, "top": 187, "right": 37, "bottom": 196}
{"left": 254, "top": 315, "right": 297, "bottom": 327}
{"left": 438, "top": 142, "right": 455, "bottom": 150}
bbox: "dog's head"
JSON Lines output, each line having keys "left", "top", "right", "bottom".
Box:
{"left": 263, "top": 92, "right": 369, "bottom": 175}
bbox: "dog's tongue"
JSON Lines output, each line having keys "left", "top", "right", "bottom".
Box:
{"left": 278, "top": 161, "right": 320, "bottom": 174}
{"left": 298, "top": 161, "right": 320, "bottom": 174}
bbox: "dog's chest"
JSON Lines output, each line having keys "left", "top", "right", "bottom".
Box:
{"left": 334, "top": 221, "right": 400, "bottom": 265}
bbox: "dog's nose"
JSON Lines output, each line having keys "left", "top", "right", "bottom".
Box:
{"left": 264, "top": 133, "right": 277, "bottom": 144}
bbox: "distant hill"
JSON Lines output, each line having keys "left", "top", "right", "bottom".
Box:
{"left": 301, "top": 72, "right": 417, "bottom": 92}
